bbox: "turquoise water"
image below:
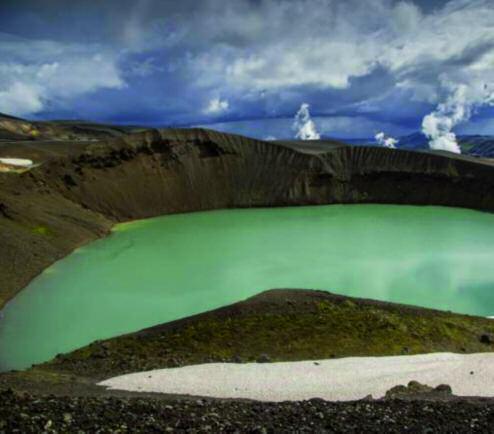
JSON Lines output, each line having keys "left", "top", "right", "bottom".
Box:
{"left": 1, "top": 204, "right": 494, "bottom": 371}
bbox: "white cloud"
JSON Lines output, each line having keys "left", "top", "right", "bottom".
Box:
{"left": 223, "top": 41, "right": 375, "bottom": 90}
{"left": 3, "top": 0, "right": 494, "bottom": 135}
{"left": 182, "top": 0, "right": 494, "bottom": 134}
{"left": 204, "top": 98, "right": 229, "bottom": 115}
{"left": 0, "top": 35, "right": 125, "bottom": 116}
{"left": 293, "top": 103, "right": 320, "bottom": 140}
{"left": 391, "top": 1, "right": 422, "bottom": 33}
{"left": 0, "top": 82, "right": 43, "bottom": 117}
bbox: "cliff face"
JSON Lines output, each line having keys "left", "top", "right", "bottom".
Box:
{"left": 1, "top": 128, "right": 494, "bottom": 308}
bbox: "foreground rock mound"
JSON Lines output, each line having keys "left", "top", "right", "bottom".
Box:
{"left": 385, "top": 381, "right": 453, "bottom": 400}
{"left": 41, "top": 289, "right": 494, "bottom": 379}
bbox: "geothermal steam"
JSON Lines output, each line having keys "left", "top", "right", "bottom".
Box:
{"left": 293, "top": 103, "right": 320, "bottom": 140}
{"left": 375, "top": 132, "right": 398, "bottom": 149}
{"left": 422, "top": 83, "right": 494, "bottom": 154}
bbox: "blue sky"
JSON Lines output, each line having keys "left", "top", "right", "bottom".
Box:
{"left": 0, "top": 0, "right": 493, "bottom": 142}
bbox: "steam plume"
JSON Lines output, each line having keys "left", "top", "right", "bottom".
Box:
{"left": 422, "top": 83, "right": 494, "bottom": 154}
{"left": 375, "top": 132, "right": 398, "bottom": 149}
{"left": 293, "top": 103, "right": 320, "bottom": 140}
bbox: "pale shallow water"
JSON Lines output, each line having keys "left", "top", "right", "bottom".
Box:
{"left": 1, "top": 204, "right": 494, "bottom": 371}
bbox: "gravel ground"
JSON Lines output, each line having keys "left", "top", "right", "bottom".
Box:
{"left": 2, "top": 389, "right": 494, "bottom": 433}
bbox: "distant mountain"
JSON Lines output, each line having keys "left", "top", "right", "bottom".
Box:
{"left": 330, "top": 137, "right": 371, "bottom": 145}
{"left": 0, "top": 113, "right": 149, "bottom": 142}
{"left": 0, "top": 113, "right": 25, "bottom": 121}
{"left": 394, "top": 132, "right": 428, "bottom": 150}
{"left": 321, "top": 133, "right": 431, "bottom": 149}
{"left": 1, "top": 112, "right": 494, "bottom": 159}
{"left": 335, "top": 132, "right": 494, "bottom": 158}
{"left": 459, "top": 136, "right": 494, "bottom": 157}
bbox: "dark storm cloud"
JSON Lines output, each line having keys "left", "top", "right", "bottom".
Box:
{"left": 0, "top": 0, "right": 493, "bottom": 139}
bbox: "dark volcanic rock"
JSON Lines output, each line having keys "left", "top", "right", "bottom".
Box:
{"left": 435, "top": 384, "right": 453, "bottom": 394}
{"left": 231, "top": 354, "right": 244, "bottom": 363}
{"left": 257, "top": 353, "right": 271, "bottom": 363}
{"left": 0, "top": 202, "right": 9, "bottom": 218}
{"left": 480, "top": 333, "right": 493, "bottom": 344}
{"left": 1, "top": 388, "right": 494, "bottom": 433}
{"left": 385, "top": 381, "right": 453, "bottom": 400}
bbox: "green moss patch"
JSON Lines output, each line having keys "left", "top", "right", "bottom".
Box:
{"left": 31, "top": 225, "right": 52, "bottom": 236}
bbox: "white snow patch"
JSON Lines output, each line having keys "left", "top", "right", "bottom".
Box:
{"left": 99, "top": 352, "right": 494, "bottom": 402}
{"left": 0, "top": 158, "right": 33, "bottom": 167}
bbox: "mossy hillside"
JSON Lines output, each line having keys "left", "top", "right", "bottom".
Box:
{"left": 43, "top": 290, "right": 494, "bottom": 379}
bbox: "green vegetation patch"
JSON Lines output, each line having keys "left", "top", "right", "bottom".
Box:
{"left": 31, "top": 225, "right": 52, "bottom": 236}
